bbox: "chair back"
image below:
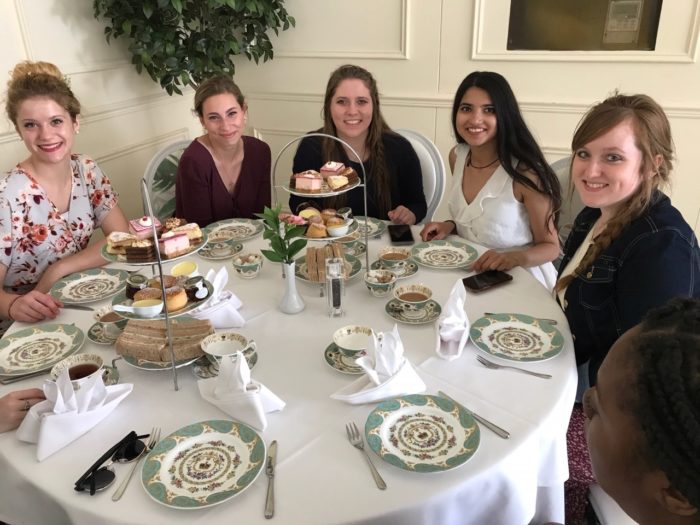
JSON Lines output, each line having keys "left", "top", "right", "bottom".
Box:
{"left": 143, "top": 139, "right": 191, "bottom": 220}
{"left": 551, "top": 155, "right": 584, "bottom": 246}
{"left": 394, "top": 129, "right": 446, "bottom": 224}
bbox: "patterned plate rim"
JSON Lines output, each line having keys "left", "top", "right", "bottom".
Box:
{"left": 354, "top": 216, "right": 387, "bottom": 238}
{"left": 365, "top": 394, "right": 480, "bottom": 473}
{"left": 0, "top": 323, "right": 85, "bottom": 376}
{"left": 202, "top": 218, "right": 264, "bottom": 243}
{"left": 110, "top": 280, "right": 214, "bottom": 320}
{"left": 384, "top": 299, "right": 441, "bottom": 325}
{"left": 122, "top": 355, "right": 198, "bottom": 370}
{"left": 141, "top": 419, "right": 266, "bottom": 509}
{"left": 369, "top": 259, "right": 419, "bottom": 279}
{"left": 49, "top": 268, "right": 130, "bottom": 304}
{"left": 410, "top": 240, "right": 478, "bottom": 269}
{"left": 469, "top": 313, "right": 564, "bottom": 362}
{"left": 198, "top": 242, "right": 244, "bottom": 261}
{"left": 294, "top": 253, "right": 362, "bottom": 283}
{"left": 100, "top": 233, "right": 209, "bottom": 266}
{"left": 323, "top": 343, "right": 364, "bottom": 375}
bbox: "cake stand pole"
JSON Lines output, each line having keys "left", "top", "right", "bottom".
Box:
{"left": 270, "top": 132, "right": 370, "bottom": 271}
{"left": 140, "top": 179, "right": 179, "bottom": 391}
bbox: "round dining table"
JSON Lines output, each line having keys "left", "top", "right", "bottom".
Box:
{"left": 0, "top": 224, "right": 576, "bottom": 525}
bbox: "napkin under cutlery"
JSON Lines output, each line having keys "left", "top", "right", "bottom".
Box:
{"left": 198, "top": 351, "right": 285, "bottom": 431}
{"left": 331, "top": 324, "right": 426, "bottom": 404}
{"left": 435, "top": 280, "right": 470, "bottom": 361}
{"left": 16, "top": 369, "right": 132, "bottom": 461}
{"left": 190, "top": 267, "right": 245, "bottom": 328}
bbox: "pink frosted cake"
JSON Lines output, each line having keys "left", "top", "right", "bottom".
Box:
{"left": 158, "top": 231, "right": 190, "bottom": 258}
{"left": 129, "top": 216, "right": 162, "bottom": 240}
{"left": 293, "top": 170, "right": 323, "bottom": 192}
{"left": 320, "top": 161, "right": 345, "bottom": 178}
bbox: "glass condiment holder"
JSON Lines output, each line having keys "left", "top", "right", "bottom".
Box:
{"left": 326, "top": 257, "right": 345, "bottom": 317}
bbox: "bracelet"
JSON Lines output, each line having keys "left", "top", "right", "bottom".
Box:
{"left": 6, "top": 295, "right": 20, "bottom": 321}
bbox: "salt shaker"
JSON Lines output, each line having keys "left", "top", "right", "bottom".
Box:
{"left": 326, "top": 257, "right": 344, "bottom": 317}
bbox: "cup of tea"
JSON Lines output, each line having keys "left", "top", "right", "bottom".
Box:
{"left": 394, "top": 284, "right": 432, "bottom": 308}
{"left": 201, "top": 332, "right": 256, "bottom": 368}
{"left": 93, "top": 306, "right": 128, "bottom": 338}
{"left": 378, "top": 247, "right": 411, "bottom": 269}
{"left": 232, "top": 253, "right": 263, "bottom": 279}
{"left": 332, "top": 325, "right": 373, "bottom": 357}
{"left": 50, "top": 353, "right": 112, "bottom": 390}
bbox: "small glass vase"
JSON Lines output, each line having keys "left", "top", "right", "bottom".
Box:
{"left": 279, "top": 261, "right": 305, "bottom": 314}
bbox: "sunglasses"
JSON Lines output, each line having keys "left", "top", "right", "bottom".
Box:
{"left": 74, "top": 431, "right": 148, "bottom": 495}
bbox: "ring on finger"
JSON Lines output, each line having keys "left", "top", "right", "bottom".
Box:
{"left": 23, "top": 400, "right": 30, "bottom": 411}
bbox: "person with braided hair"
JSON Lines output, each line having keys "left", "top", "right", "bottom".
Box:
{"left": 556, "top": 93, "right": 700, "bottom": 391}
{"left": 289, "top": 64, "right": 426, "bottom": 224}
{"left": 583, "top": 297, "right": 700, "bottom": 524}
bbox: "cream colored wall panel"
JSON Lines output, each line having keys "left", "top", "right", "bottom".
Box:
{"left": 1, "top": 1, "right": 29, "bottom": 134}
{"left": 274, "top": 0, "right": 407, "bottom": 59}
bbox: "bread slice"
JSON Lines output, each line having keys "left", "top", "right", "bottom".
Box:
{"left": 116, "top": 319, "right": 214, "bottom": 362}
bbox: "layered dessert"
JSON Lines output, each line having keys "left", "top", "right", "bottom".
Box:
{"left": 292, "top": 170, "right": 323, "bottom": 192}
{"left": 129, "top": 216, "right": 162, "bottom": 240}
{"left": 320, "top": 161, "right": 345, "bottom": 177}
{"left": 158, "top": 231, "right": 190, "bottom": 258}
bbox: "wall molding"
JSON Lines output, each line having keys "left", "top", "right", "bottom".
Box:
{"left": 94, "top": 129, "right": 189, "bottom": 164}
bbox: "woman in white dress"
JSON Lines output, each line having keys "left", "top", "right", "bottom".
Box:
{"left": 420, "top": 71, "right": 561, "bottom": 289}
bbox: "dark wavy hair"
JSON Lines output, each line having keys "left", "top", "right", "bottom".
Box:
{"left": 627, "top": 297, "right": 700, "bottom": 512}
{"left": 451, "top": 71, "right": 561, "bottom": 228}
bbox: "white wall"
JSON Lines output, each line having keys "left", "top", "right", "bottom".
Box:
{"left": 2, "top": 0, "right": 699, "bottom": 231}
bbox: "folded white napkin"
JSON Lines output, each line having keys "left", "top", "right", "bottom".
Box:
{"left": 190, "top": 268, "right": 245, "bottom": 328}
{"left": 198, "top": 351, "right": 284, "bottom": 431}
{"left": 16, "top": 369, "right": 132, "bottom": 461}
{"left": 331, "top": 325, "right": 425, "bottom": 404}
{"left": 435, "top": 280, "right": 470, "bottom": 361}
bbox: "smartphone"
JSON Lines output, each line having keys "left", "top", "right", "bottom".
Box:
{"left": 463, "top": 270, "right": 513, "bottom": 293}
{"left": 387, "top": 224, "right": 415, "bottom": 245}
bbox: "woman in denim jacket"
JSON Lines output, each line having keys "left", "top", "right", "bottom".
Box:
{"left": 556, "top": 94, "right": 700, "bottom": 389}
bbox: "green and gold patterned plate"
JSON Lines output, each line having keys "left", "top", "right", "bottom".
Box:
{"left": 365, "top": 394, "right": 480, "bottom": 472}
{"left": 198, "top": 241, "right": 243, "bottom": 261}
{"left": 49, "top": 268, "right": 130, "bottom": 304}
{"left": 323, "top": 343, "right": 365, "bottom": 375}
{"left": 385, "top": 299, "right": 441, "bottom": 325}
{"left": 354, "top": 216, "right": 386, "bottom": 238}
{"left": 0, "top": 324, "right": 85, "bottom": 376}
{"left": 410, "top": 240, "right": 478, "bottom": 269}
{"left": 294, "top": 253, "right": 362, "bottom": 283}
{"left": 141, "top": 419, "right": 266, "bottom": 509}
{"left": 202, "top": 218, "right": 263, "bottom": 243}
{"left": 470, "top": 313, "right": 564, "bottom": 362}
{"left": 370, "top": 259, "right": 418, "bottom": 279}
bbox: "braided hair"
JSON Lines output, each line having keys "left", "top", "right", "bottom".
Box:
{"left": 555, "top": 93, "right": 674, "bottom": 293}
{"left": 631, "top": 297, "right": 700, "bottom": 512}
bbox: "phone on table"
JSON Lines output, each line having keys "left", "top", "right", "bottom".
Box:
{"left": 387, "top": 224, "right": 415, "bottom": 245}
{"left": 463, "top": 270, "right": 513, "bottom": 293}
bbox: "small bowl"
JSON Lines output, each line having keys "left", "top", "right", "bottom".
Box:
{"left": 113, "top": 299, "right": 164, "bottom": 318}
{"left": 332, "top": 325, "right": 373, "bottom": 357}
{"left": 364, "top": 270, "right": 397, "bottom": 297}
{"left": 327, "top": 221, "right": 350, "bottom": 237}
{"left": 378, "top": 247, "right": 411, "bottom": 268}
{"left": 394, "top": 284, "right": 432, "bottom": 307}
{"left": 232, "top": 253, "right": 263, "bottom": 279}
{"left": 171, "top": 260, "right": 198, "bottom": 278}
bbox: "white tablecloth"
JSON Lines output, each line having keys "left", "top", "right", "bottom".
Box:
{"left": 0, "top": 227, "right": 576, "bottom": 525}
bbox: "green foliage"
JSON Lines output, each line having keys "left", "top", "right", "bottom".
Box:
{"left": 93, "top": 0, "right": 295, "bottom": 95}
{"left": 255, "top": 205, "right": 307, "bottom": 264}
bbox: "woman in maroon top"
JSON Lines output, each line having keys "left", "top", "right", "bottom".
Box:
{"left": 175, "top": 75, "right": 271, "bottom": 226}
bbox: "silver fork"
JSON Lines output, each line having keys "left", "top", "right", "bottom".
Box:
{"left": 345, "top": 422, "right": 387, "bottom": 490}
{"left": 476, "top": 355, "right": 552, "bottom": 379}
{"left": 112, "top": 427, "right": 161, "bottom": 501}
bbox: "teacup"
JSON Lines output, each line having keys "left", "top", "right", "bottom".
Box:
{"left": 332, "top": 325, "right": 373, "bottom": 357}
{"left": 232, "top": 253, "right": 263, "bottom": 279}
{"left": 364, "top": 269, "right": 397, "bottom": 297}
{"left": 93, "top": 306, "right": 128, "bottom": 338}
{"left": 50, "top": 353, "right": 118, "bottom": 390}
{"left": 378, "top": 247, "right": 411, "bottom": 269}
{"left": 334, "top": 231, "right": 360, "bottom": 251}
{"left": 201, "top": 332, "right": 257, "bottom": 368}
{"left": 171, "top": 260, "right": 198, "bottom": 278}
{"left": 394, "top": 283, "right": 432, "bottom": 308}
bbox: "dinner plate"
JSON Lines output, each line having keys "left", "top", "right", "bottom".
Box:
{"left": 49, "top": 268, "right": 130, "bottom": 304}
{"left": 410, "top": 240, "right": 478, "bottom": 269}
{"left": 370, "top": 259, "right": 418, "bottom": 279}
{"left": 385, "top": 299, "right": 441, "bottom": 325}
{"left": 110, "top": 280, "right": 213, "bottom": 320}
{"left": 365, "top": 394, "right": 480, "bottom": 472}
{"left": 198, "top": 241, "right": 243, "bottom": 260}
{"left": 202, "top": 218, "right": 263, "bottom": 243}
{"left": 100, "top": 233, "right": 208, "bottom": 265}
{"left": 323, "top": 343, "right": 365, "bottom": 375}
{"left": 282, "top": 176, "right": 361, "bottom": 198}
{"left": 354, "top": 216, "right": 386, "bottom": 238}
{"left": 469, "top": 313, "right": 564, "bottom": 362}
{"left": 294, "top": 253, "right": 362, "bottom": 283}
{"left": 87, "top": 321, "right": 126, "bottom": 345}
{"left": 0, "top": 324, "right": 85, "bottom": 376}
{"left": 141, "top": 419, "right": 266, "bottom": 509}
{"left": 304, "top": 218, "right": 358, "bottom": 241}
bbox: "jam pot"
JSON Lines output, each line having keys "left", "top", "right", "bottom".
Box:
{"left": 185, "top": 276, "right": 209, "bottom": 302}
{"left": 125, "top": 273, "right": 148, "bottom": 300}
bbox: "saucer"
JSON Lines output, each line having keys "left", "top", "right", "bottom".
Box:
{"left": 324, "top": 343, "right": 365, "bottom": 375}
{"left": 369, "top": 260, "right": 418, "bottom": 279}
{"left": 199, "top": 241, "right": 243, "bottom": 260}
{"left": 345, "top": 242, "right": 367, "bottom": 258}
{"left": 385, "top": 299, "right": 441, "bottom": 325}
{"left": 87, "top": 322, "right": 118, "bottom": 345}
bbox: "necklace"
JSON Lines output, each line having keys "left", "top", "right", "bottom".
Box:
{"left": 467, "top": 152, "right": 499, "bottom": 169}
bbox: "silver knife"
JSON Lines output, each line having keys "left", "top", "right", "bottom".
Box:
{"left": 437, "top": 390, "right": 510, "bottom": 439}
{"left": 61, "top": 304, "right": 95, "bottom": 312}
{"left": 264, "top": 440, "right": 277, "bottom": 519}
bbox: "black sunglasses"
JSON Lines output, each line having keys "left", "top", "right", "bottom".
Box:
{"left": 74, "top": 431, "right": 148, "bottom": 495}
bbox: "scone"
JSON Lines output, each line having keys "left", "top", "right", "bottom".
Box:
{"left": 306, "top": 223, "right": 327, "bottom": 238}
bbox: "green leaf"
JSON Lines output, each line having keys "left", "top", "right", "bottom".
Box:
{"left": 143, "top": 3, "right": 154, "bottom": 18}
{"left": 287, "top": 238, "right": 307, "bottom": 259}
{"left": 171, "top": 0, "right": 183, "bottom": 13}
{"left": 270, "top": 236, "right": 285, "bottom": 254}
{"left": 260, "top": 249, "right": 284, "bottom": 263}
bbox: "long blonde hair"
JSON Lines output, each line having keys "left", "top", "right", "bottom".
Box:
{"left": 555, "top": 94, "right": 674, "bottom": 293}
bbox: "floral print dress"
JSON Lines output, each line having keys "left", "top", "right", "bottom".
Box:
{"left": 0, "top": 154, "right": 118, "bottom": 294}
